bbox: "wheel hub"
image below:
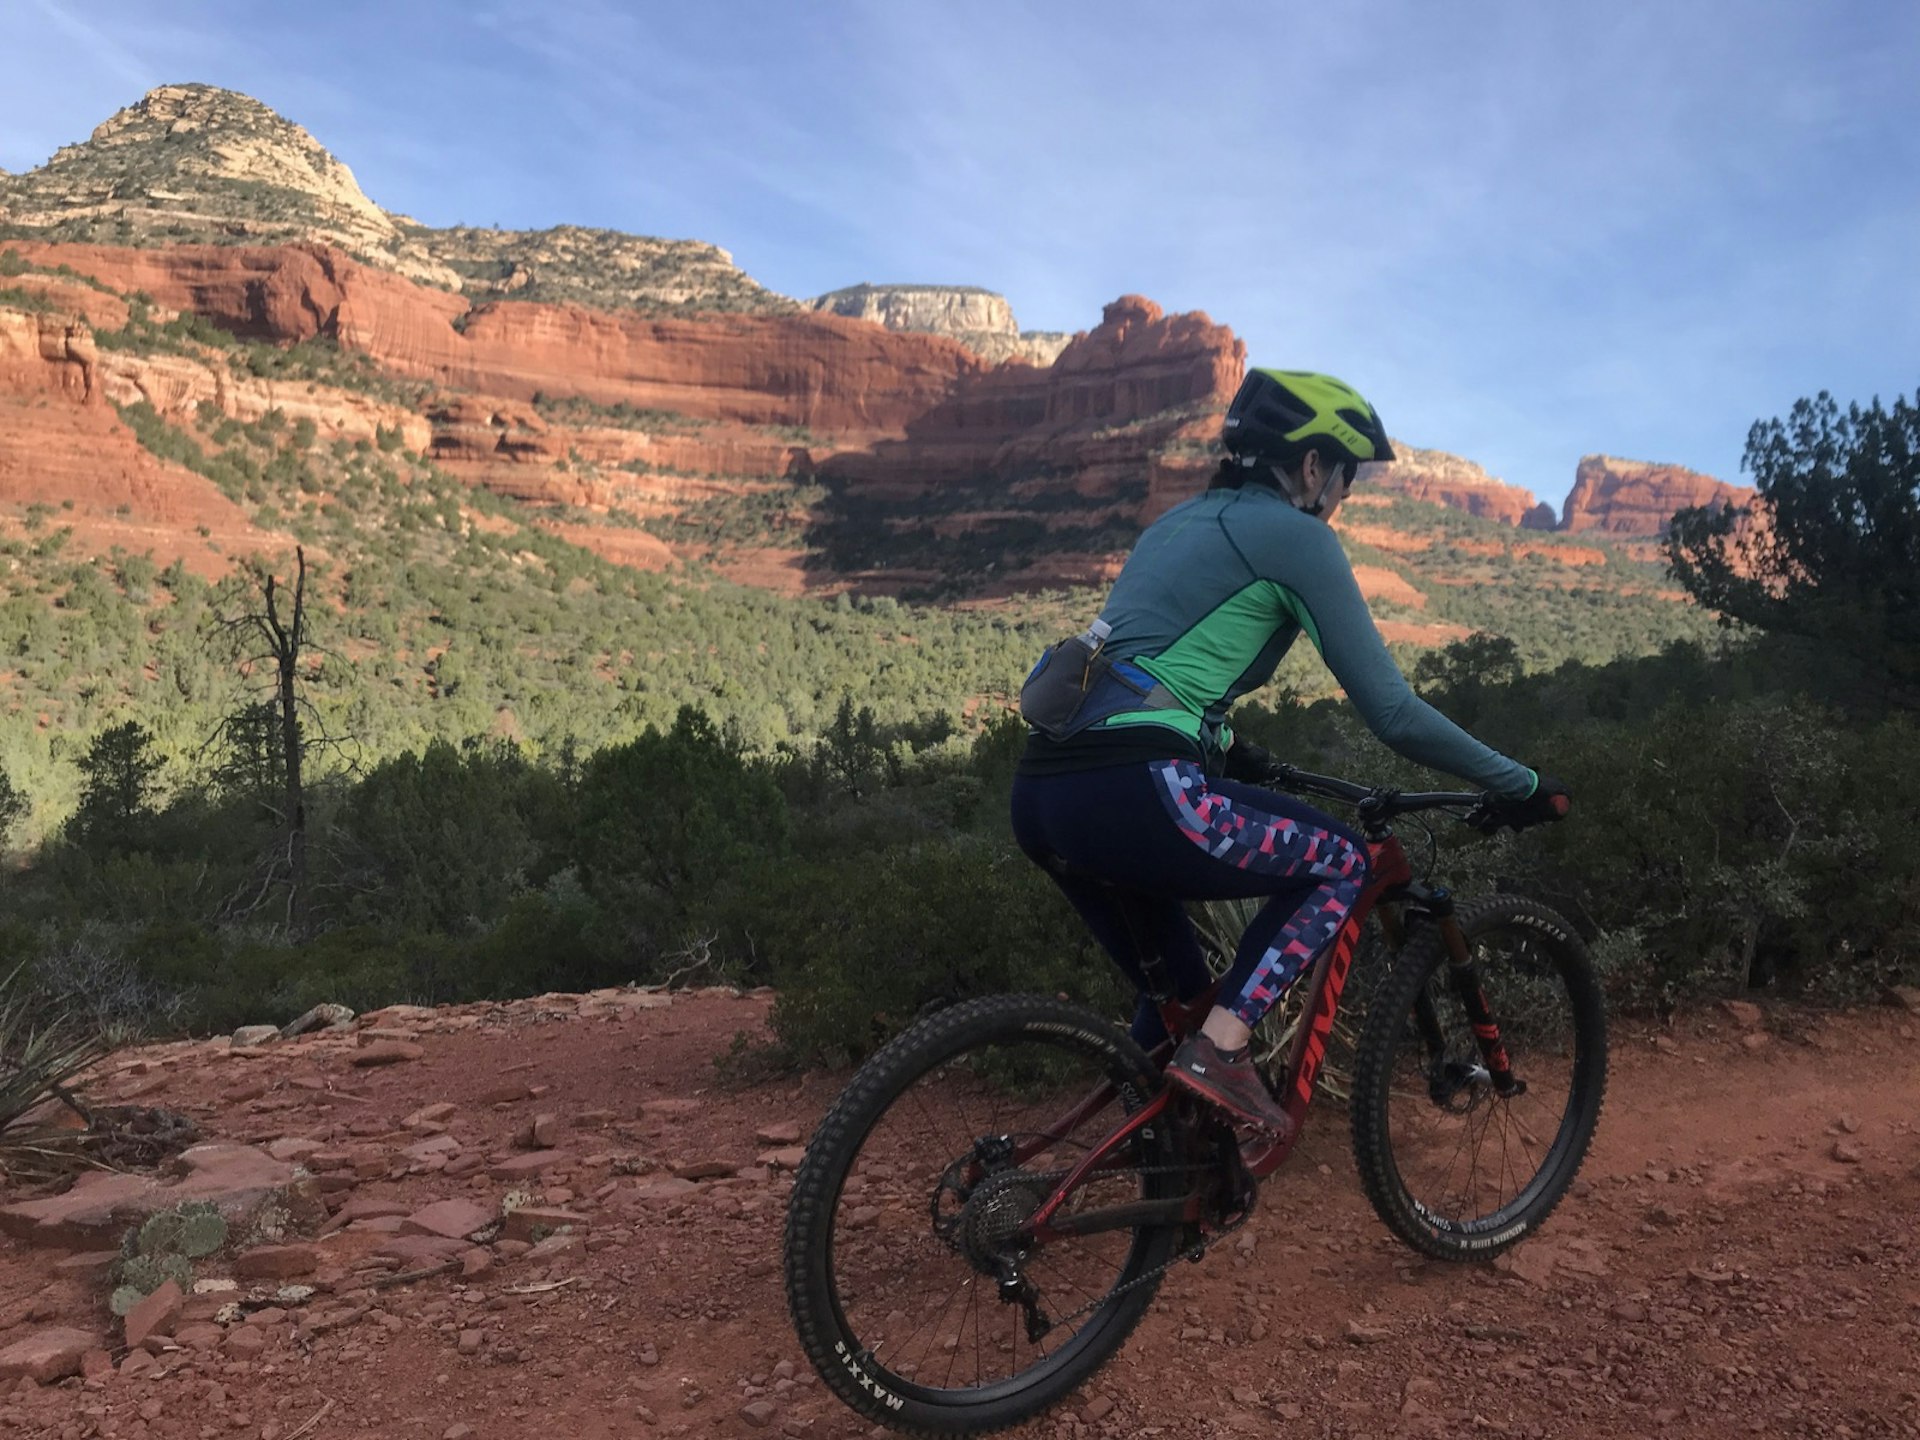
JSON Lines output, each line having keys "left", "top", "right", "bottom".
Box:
{"left": 956, "top": 1170, "right": 1051, "bottom": 1272}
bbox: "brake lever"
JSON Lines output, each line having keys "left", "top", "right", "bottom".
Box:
{"left": 1461, "top": 797, "right": 1506, "bottom": 835}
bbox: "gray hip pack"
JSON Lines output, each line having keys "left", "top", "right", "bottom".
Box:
{"left": 1019, "top": 633, "right": 1187, "bottom": 741}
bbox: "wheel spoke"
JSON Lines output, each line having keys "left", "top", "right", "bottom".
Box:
{"left": 789, "top": 998, "right": 1183, "bottom": 1422}
{"left": 1357, "top": 902, "right": 1605, "bottom": 1257}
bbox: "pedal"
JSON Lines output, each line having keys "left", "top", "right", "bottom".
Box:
{"left": 1200, "top": 1115, "right": 1259, "bottom": 1230}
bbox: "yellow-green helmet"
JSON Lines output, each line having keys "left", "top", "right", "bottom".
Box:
{"left": 1221, "top": 368, "right": 1395, "bottom": 470}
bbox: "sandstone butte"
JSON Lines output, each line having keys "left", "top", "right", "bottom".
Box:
{"left": 1560, "top": 454, "right": 1752, "bottom": 535}
{"left": 0, "top": 237, "right": 1752, "bottom": 596}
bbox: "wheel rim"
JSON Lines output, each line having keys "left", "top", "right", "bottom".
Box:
{"left": 818, "top": 1027, "right": 1170, "bottom": 1405}
{"left": 1380, "top": 924, "right": 1599, "bottom": 1237}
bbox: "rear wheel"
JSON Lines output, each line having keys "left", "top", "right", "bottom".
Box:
{"left": 784, "top": 995, "right": 1184, "bottom": 1435}
{"left": 1350, "top": 895, "right": 1607, "bottom": 1261}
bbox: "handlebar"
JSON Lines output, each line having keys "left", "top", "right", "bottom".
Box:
{"left": 1261, "top": 763, "right": 1506, "bottom": 832}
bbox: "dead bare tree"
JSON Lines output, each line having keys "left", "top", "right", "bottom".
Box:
{"left": 210, "top": 546, "right": 324, "bottom": 936}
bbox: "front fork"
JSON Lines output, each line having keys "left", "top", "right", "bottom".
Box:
{"left": 1392, "top": 888, "right": 1524, "bottom": 1099}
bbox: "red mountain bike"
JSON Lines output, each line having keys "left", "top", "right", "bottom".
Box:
{"left": 784, "top": 767, "right": 1607, "bottom": 1434}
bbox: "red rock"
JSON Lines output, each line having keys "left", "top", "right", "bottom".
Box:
{"left": 123, "top": 1279, "right": 185, "bottom": 1348}
{"left": 173, "top": 1322, "right": 225, "bottom": 1351}
{"left": 349, "top": 1040, "right": 423, "bottom": 1066}
{"left": 265, "top": 1137, "right": 324, "bottom": 1163}
{"left": 1719, "top": 999, "right": 1764, "bottom": 1028}
{"left": 0, "top": 1326, "right": 101, "bottom": 1384}
{"left": 488, "top": 1151, "right": 572, "bottom": 1179}
{"left": 234, "top": 1244, "right": 319, "bottom": 1279}
{"left": 52, "top": 1250, "right": 119, "bottom": 1274}
{"left": 638, "top": 1098, "right": 702, "bottom": 1119}
{"left": 0, "top": 1141, "right": 317, "bottom": 1247}
{"left": 670, "top": 1159, "right": 737, "bottom": 1180}
{"left": 740, "top": 1399, "right": 778, "bottom": 1427}
{"left": 1561, "top": 455, "right": 1751, "bottom": 536}
{"left": 525, "top": 1232, "right": 580, "bottom": 1261}
{"left": 458, "top": 1247, "right": 494, "bottom": 1279}
{"left": 118, "top": 1348, "right": 156, "bottom": 1378}
{"left": 479, "top": 1083, "right": 534, "bottom": 1104}
{"left": 1371, "top": 444, "right": 1544, "bottom": 526}
{"left": 319, "top": 1194, "right": 411, "bottom": 1234}
{"left": 1885, "top": 985, "right": 1920, "bottom": 1015}
{"left": 752, "top": 1121, "right": 803, "bottom": 1146}
{"left": 499, "top": 1207, "right": 590, "bottom": 1244}
{"left": 757, "top": 1147, "right": 806, "bottom": 1170}
{"left": 400, "top": 1199, "right": 493, "bottom": 1240}
{"left": 224, "top": 1326, "right": 268, "bottom": 1357}
{"left": 402, "top": 1102, "right": 457, "bottom": 1129}
{"left": 377, "top": 1234, "right": 468, "bottom": 1267}
{"left": 404, "top": 1134, "right": 462, "bottom": 1162}
{"left": 629, "top": 1177, "right": 701, "bottom": 1202}
{"left": 81, "top": 1347, "right": 115, "bottom": 1380}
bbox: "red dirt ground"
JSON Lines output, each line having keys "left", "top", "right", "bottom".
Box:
{"left": 2, "top": 990, "right": 1916, "bottom": 1440}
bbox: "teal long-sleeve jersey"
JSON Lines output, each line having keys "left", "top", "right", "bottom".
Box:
{"left": 1066, "top": 482, "right": 1536, "bottom": 799}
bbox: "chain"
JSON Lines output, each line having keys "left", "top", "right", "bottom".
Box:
{"left": 1018, "top": 1161, "right": 1257, "bottom": 1334}
{"left": 990, "top": 1159, "right": 1259, "bottom": 1336}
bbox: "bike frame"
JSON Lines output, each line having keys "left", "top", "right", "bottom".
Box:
{"left": 1019, "top": 810, "right": 1517, "bottom": 1244}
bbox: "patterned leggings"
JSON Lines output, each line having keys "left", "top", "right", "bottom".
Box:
{"left": 1010, "top": 759, "right": 1371, "bottom": 1041}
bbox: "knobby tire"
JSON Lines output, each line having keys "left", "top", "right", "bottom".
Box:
{"left": 1349, "top": 894, "right": 1608, "bottom": 1261}
{"left": 784, "top": 994, "right": 1181, "bottom": 1435}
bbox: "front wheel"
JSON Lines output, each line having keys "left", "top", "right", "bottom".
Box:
{"left": 784, "top": 994, "right": 1184, "bottom": 1435}
{"left": 1350, "top": 895, "right": 1607, "bottom": 1261}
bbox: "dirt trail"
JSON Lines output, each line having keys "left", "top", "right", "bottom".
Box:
{"left": 1, "top": 991, "right": 1916, "bottom": 1440}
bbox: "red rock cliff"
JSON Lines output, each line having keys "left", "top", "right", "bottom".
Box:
{"left": 1368, "top": 444, "right": 1546, "bottom": 528}
{"left": 825, "top": 295, "right": 1244, "bottom": 508}
{"left": 1560, "top": 455, "right": 1751, "bottom": 535}
{"left": 9, "top": 241, "right": 985, "bottom": 436}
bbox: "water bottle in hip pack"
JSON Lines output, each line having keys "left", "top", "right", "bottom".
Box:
{"left": 1019, "top": 619, "right": 1187, "bottom": 741}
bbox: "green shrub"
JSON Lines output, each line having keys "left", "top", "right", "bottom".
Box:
{"left": 760, "top": 835, "right": 1127, "bottom": 1067}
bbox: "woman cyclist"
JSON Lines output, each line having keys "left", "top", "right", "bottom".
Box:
{"left": 1011, "top": 368, "right": 1570, "bottom": 1138}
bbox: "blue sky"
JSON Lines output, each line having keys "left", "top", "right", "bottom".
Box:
{"left": 3, "top": 0, "right": 1915, "bottom": 511}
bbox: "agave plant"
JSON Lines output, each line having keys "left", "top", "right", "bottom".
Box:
{"left": 0, "top": 962, "right": 118, "bottom": 1185}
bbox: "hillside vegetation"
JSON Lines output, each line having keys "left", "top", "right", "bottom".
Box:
{"left": 0, "top": 84, "right": 790, "bottom": 313}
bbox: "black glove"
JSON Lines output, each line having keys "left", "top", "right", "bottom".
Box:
{"left": 1494, "top": 774, "right": 1571, "bottom": 830}
{"left": 1222, "top": 737, "right": 1276, "bottom": 783}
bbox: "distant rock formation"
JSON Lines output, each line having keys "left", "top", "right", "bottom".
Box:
{"left": 1560, "top": 455, "right": 1752, "bottom": 535}
{"left": 0, "top": 82, "right": 1747, "bottom": 613}
{"left": 1367, "top": 444, "right": 1545, "bottom": 528}
{"left": 810, "top": 284, "right": 1070, "bottom": 366}
{"left": 0, "top": 85, "right": 790, "bottom": 314}
{"left": 2, "top": 241, "right": 982, "bottom": 437}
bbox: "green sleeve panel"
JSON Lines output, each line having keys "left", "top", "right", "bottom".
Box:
{"left": 1078, "top": 486, "right": 1534, "bottom": 797}
{"left": 1131, "top": 580, "right": 1304, "bottom": 711}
